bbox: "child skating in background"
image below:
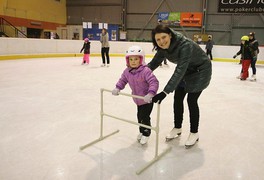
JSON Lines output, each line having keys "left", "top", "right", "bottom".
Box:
{"left": 112, "top": 45, "right": 159, "bottom": 145}
{"left": 80, "top": 38, "right": 90, "bottom": 65}
{"left": 233, "top": 36, "right": 253, "bottom": 81}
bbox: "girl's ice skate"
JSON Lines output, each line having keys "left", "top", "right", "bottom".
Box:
{"left": 185, "top": 133, "right": 199, "bottom": 148}
{"left": 137, "top": 133, "right": 143, "bottom": 142}
{"left": 140, "top": 136, "right": 149, "bottom": 145}
{"left": 165, "top": 128, "right": 182, "bottom": 141}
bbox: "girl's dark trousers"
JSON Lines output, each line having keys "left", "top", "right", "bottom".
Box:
{"left": 137, "top": 103, "right": 154, "bottom": 136}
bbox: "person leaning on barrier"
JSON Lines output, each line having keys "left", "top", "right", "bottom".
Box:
{"left": 112, "top": 45, "right": 159, "bottom": 145}
{"left": 148, "top": 24, "right": 212, "bottom": 148}
{"left": 100, "top": 28, "right": 110, "bottom": 67}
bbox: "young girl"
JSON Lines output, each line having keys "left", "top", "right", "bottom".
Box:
{"left": 80, "top": 38, "right": 90, "bottom": 65}
{"left": 233, "top": 36, "right": 253, "bottom": 80}
{"left": 112, "top": 45, "right": 159, "bottom": 145}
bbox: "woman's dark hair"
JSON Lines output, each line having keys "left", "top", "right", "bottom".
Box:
{"left": 151, "top": 24, "right": 173, "bottom": 50}
{"left": 248, "top": 32, "right": 255, "bottom": 39}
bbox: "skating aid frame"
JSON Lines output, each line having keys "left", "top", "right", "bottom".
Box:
{"left": 79, "top": 88, "right": 172, "bottom": 175}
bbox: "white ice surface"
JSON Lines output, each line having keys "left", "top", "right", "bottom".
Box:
{"left": 0, "top": 57, "right": 264, "bottom": 180}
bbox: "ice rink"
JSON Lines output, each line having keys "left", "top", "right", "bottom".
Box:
{"left": 0, "top": 56, "right": 264, "bottom": 180}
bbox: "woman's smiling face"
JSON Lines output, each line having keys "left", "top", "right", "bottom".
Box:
{"left": 155, "top": 33, "right": 172, "bottom": 49}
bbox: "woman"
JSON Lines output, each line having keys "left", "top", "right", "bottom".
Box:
{"left": 248, "top": 32, "right": 259, "bottom": 81}
{"left": 100, "top": 28, "right": 110, "bottom": 67}
{"left": 148, "top": 25, "right": 212, "bottom": 148}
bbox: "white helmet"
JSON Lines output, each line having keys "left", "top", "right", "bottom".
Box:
{"left": 125, "top": 45, "right": 145, "bottom": 67}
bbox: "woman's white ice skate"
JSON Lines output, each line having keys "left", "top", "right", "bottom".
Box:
{"left": 249, "top": 75, "right": 256, "bottom": 81}
{"left": 165, "top": 128, "right": 182, "bottom": 141}
{"left": 185, "top": 133, "right": 199, "bottom": 149}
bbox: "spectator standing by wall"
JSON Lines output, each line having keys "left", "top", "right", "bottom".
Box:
{"left": 100, "top": 28, "right": 110, "bottom": 67}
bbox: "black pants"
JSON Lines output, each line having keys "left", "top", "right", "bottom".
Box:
{"left": 101, "top": 47, "right": 110, "bottom": 64}
{"left": 137, "top": 103, "right": 154, "bottom": 137}
{"left": 174, "top": 87, "right": 202, "bottom": 133}
{"left": 251, "top": 57, "right": 257, "bottom": 75}
{"left": 206, "top": 49, "right": 213, "bottom": 60}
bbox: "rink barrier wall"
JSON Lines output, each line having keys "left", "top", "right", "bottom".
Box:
{"left": 0, "top": 37, "right": 263, "bottom": 64}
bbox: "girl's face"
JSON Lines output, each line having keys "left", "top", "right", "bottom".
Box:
{"left": 129, "top": 56, "right": 141, "bottom": 68}
{"left": 155, "top": 33, "right": 172, "bottom": 49}
{"left": 241, "top": 40, "right": 245, "bottom": 44}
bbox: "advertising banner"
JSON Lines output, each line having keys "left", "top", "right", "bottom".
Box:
{"left": 180, "top": 12, "right": 202, "bottom": 27}
{"left": 158, "top": 12, "right": 202, "bottom": 27}
{"left": 218, "top": 0, "right": 264, "bottom": 13}
{"left": 158, "top": 12, "right": 180, "bottom": 26}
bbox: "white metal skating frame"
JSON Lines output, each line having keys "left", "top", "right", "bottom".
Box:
{"left": 79, "top": 88, "right": 172, "bottom": 175}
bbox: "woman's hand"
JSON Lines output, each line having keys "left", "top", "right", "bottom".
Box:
{"left": 152, "top": 92, "right": 167, "bottom": 104}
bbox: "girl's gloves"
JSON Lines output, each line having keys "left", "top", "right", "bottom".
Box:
{"left": 143, "top": 94, "right": 154, "bottom": 103}
{"left": 112, "top": 88, "right": 167, "bottom": 104}
{"left": 112, "top": 88, "right": 120, "bottom": 96}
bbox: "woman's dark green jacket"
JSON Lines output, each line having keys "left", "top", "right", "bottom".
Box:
{"left": 148, "top": 29, "right": 212, "bottom": 93}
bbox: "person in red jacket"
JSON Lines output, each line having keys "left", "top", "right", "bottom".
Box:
{"left": 233, "top": 36, "right": 254, "bottom": 80}
{"left": 80, "top": 38, "right": 91, "bottom": 65}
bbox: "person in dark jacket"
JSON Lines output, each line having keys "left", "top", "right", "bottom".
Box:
{"left": 148, "top": 24, "right": 212, "bottom": 148}
{"left": 80, "top": 38, "right": 91, "bottom": 65}
{"left": 205, "top": 36, "right": 214, "bottom": 60}
{"left": 248, "top": 32, "right": 259, "bottom": 81}
{"left": 233, "top": 36, "right": 254, "bottom": 80}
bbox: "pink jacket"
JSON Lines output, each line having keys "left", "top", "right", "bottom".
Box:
{"left": 116, "top": 65, "right": 159, "bottom": 106}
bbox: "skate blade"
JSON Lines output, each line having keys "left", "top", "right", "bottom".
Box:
{"left": 185, "top": 144, "right": 194, "bottom": 149}
{"left": 165, "top": 137, "right": 175, "bottom": 142}
{"left": 185, "top": 139, "right": 199, "bottom": 149}
{"left": 165, "top": 134, "right": 181, "bottom": 142}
